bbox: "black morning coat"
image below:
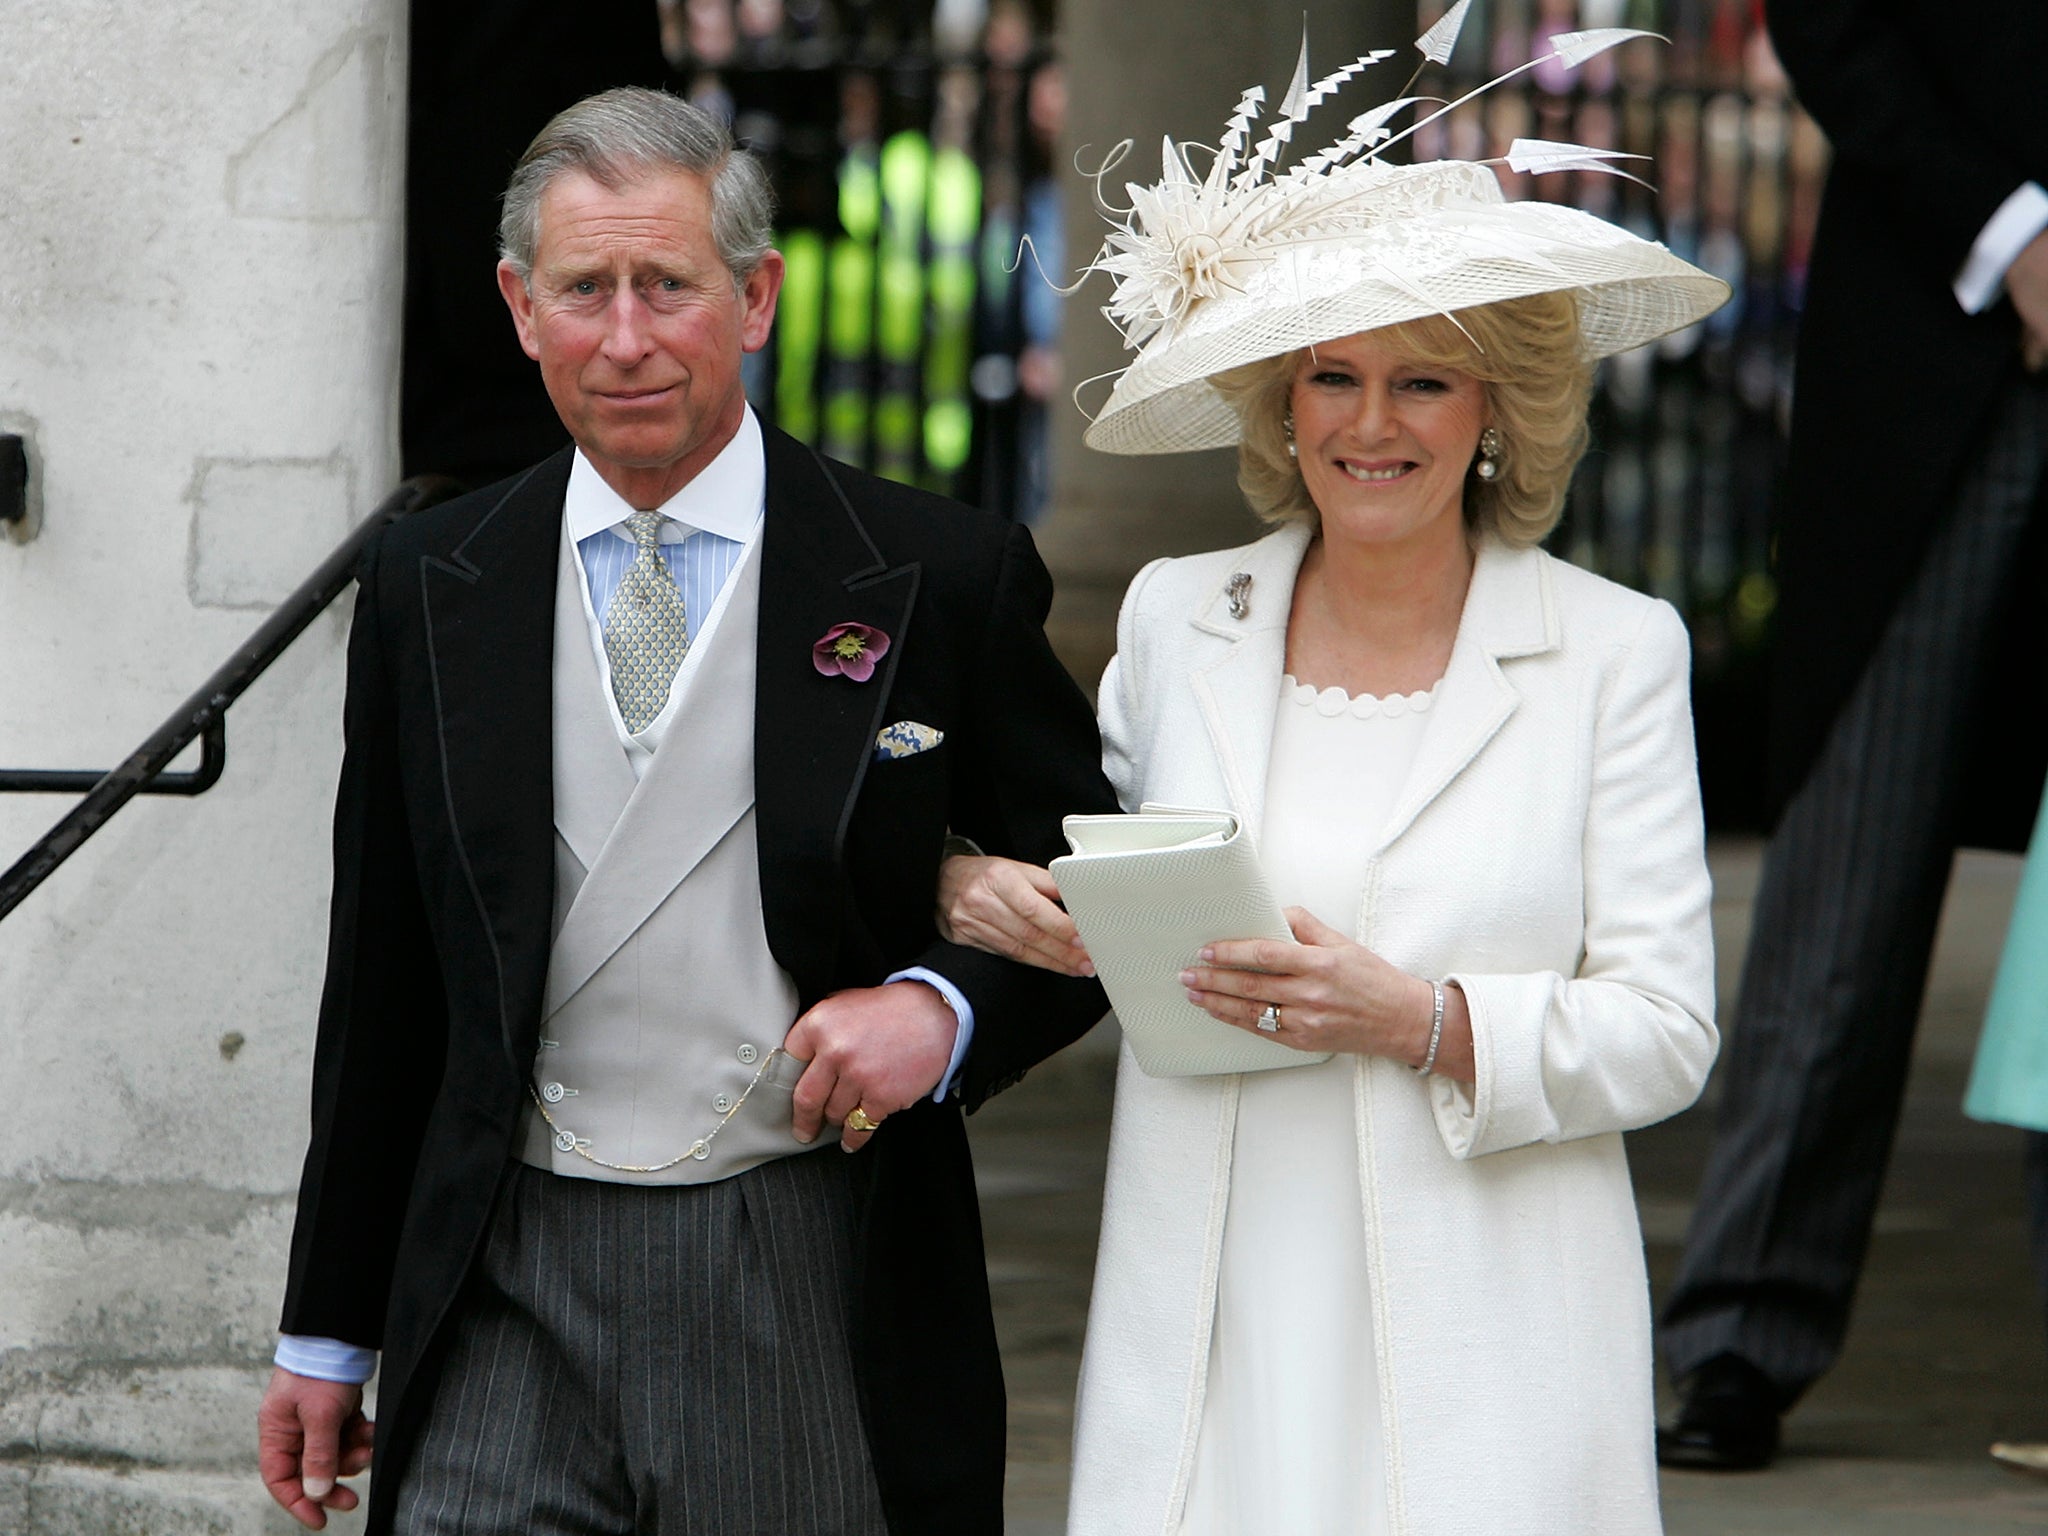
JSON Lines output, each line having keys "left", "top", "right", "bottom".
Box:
{"left": 278, "top": 427, "right": 1117, "bottom": 1535}
{"left": 1764, "top": 0, "right": 2048, "bottom": 848}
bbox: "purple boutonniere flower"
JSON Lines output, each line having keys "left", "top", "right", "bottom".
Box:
{"left": 812, "top": 621, "right": 891, "bottom": 682}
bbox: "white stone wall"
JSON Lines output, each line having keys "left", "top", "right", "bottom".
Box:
{"left": 0, "top": 2, "right": 406, "bottom": 1528}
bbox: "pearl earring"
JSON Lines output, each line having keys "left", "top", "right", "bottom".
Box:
{"left": 1474, "top": 426, "right": 1503, "bottom": 481}
{"left": 1283, "top": 412, "right": 1297, "bottom": 460}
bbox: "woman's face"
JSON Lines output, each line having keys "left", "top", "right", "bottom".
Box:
{"left": 1288, "top": 331, "right": 1489, "bottom": 554}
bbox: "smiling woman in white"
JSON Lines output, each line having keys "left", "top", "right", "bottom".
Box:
{"left": 1059, "top": 521, "right": 1715, "bottom": 1536}
{"left": 934, "top": 26, "right": 1731, "bottom": 1536}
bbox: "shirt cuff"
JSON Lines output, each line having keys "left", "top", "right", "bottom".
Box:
{"left": 886, "top": 967, "right": 976, "bottom": 1101}
{"left": 1954, "top": 182, "right": 2048, "bottom": 314}
{"left": 275, "top": 1335, "right": 378, "bottom": 1385}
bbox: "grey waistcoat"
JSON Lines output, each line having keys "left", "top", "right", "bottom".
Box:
{"left": 515, "top": 530, "right": 824, "bottom": 1185}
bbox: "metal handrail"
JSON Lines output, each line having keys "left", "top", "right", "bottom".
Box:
{"left": 0, "top": 718, "right": 227, "bottom": 797}
{"left": 0, "top": 474, "right": 464, "bottom": 924}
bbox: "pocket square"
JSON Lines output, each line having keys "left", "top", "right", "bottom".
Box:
{"left": 875, "top": 721, "right": 945, "bottom": 761}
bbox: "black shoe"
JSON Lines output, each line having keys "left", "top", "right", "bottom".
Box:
{"left": 1656, "top": 1354, "right": 1781, "bottom": 1471}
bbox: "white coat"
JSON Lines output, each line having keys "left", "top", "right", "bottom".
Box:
{"left": 1066, "top": 522, "right": 1718, "bottom": 1536}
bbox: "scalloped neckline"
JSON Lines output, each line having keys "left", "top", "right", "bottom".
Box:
{"left": 1282, "top": 673, "right": 1440, "bottom": 721}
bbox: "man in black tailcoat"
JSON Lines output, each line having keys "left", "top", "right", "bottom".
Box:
{"left": 254, "top": 87, "right": 1113, "bottom": 1533}
{"left": 1658, "top": 0, "right": 2048, "bottom": 1469}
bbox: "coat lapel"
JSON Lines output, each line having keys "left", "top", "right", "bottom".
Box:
{"left": 1178, "top": 529, "right": 1556, "bottom": 858}
{"left": 1186, "top": 523, "right": 1314, "bottom": 839}
{"left": 1374, "top": 540, "right": 1558, "bottom": 853}
{"left": 753, "top": 431, "right": 919, "bottom": 1000}
{"left": 418, "top": 451, "right": 569, "bottom": 1071}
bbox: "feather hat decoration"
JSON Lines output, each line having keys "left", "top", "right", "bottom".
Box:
{"left": 1079, "top": 21, "right": 1730, "bottom": 456}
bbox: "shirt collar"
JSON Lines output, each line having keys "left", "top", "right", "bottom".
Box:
{"left": 563, "top": 406, "right": 765, "bottom": 544}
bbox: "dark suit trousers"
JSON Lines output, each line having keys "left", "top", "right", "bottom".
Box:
{"left": 391, "top": 1150, "right": 888, "bottom": 1536}
{"left": 1659, "top": 370, "right": 2048, "bottom": 1400}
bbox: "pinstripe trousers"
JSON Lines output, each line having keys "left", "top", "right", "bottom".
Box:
{"left": 1659, "top": 370, "right": 2048, "bottom": 1400}
{"left": 391, "top": 1152, "right": 889, "bottom": 1536}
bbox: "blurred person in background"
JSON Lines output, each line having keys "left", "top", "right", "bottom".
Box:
{"left": 1966, "top": 779, "right": 2048, "bottom": 1475}
{"left": 1657, "top": 0, "right": 2048, "bottom": 1472}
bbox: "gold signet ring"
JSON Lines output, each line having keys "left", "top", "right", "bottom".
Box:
{"left": 845, "top": 1106, "right": 882, "bottom": 1133}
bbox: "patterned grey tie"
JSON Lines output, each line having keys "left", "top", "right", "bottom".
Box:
{"left": 603, "top": 510, "right": 689, "bottom": 733}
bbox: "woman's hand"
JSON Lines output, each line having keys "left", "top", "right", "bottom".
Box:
{"left": 936, "top": 854, "right": 1095, "bottom": 978}
{"left": 1182, "top": 907, "right": 1473, "bottom": 1081}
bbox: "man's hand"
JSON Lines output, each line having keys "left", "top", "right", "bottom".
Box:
{"left": 258, "top": 1368, "right": 374, "bottom": 1530}
{"left": 784, "top": 982, "right": 958, "bottom": 1152}
{"left": 2007, "top": 228, "right": 2048, "bottom": 371}
{"left": 937, "top": 854, "right": 1093, "bottom": 977}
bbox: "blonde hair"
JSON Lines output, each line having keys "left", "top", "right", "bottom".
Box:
{"left": 1209, "top": 292, "right": 1592, "bottom": 548}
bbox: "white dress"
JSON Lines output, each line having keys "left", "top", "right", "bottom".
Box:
{"left": 1176, "top": 675, "right": 1438, "bottom": 1536}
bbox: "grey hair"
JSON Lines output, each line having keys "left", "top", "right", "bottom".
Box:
{"left": 498, "top": 86, "right": 775, "bottom": 285}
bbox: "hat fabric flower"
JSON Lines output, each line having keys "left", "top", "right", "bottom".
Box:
{"left": 812, "top": 622, "right": 891, "bottom": 682}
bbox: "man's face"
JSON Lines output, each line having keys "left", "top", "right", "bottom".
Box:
{"left": 497, "top": 167, "right": 783, "bottom": 508}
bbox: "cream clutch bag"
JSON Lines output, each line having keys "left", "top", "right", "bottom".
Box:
{"left": 1050, "top": 804, "right": 1329, "bottom": 1078}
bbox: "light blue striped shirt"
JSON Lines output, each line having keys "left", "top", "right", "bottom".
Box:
{"left": 578, "top": 522, "right": 746, "bottom": 645}
{"left": 572, "top": 492, "right": 748, "bottom": 657}
{"left": 562, "top": 424, "right": 762, "bottom": 765}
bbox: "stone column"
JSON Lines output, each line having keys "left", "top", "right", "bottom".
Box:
{"left": 1041, "top": 0, "right": 1412, "bottom": 690}
{"left": 0, "top": 3, "right": 406, "bottom": 1529}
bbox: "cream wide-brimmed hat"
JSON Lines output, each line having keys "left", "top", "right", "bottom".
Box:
{"left": 1077, "top": 13, "right": 1732, "bottom": 456}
